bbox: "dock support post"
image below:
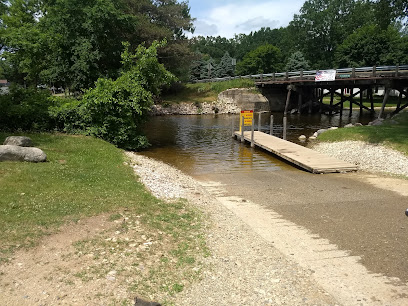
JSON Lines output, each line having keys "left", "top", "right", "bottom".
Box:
{"left": 283, "top": 117, "right": 287, "bottom": 140}
{"left": 378, "top": 88, "right": 390, "bottom": 119}
{"left": 340, "top": 88, "right": 344, "bottom": 116}
{"left": 258, "top": 112, "right": 262, "bottom": 132}
{"left": 251, "top": 119, "right": 255, "bottom": 147}
{"left": 231, "top": 116, "right": 235, "bottom": 138}
{"left": 240, "top": 117, "right": 245, "bottom": 143}
{"left": 270, "top": 115, "right": 274, "bottom": 135}
{"left": 349, "top": 87, "right": 353, "bottom": 117}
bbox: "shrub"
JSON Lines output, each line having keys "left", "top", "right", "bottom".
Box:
{"left": 0, "top": 85, "right": 53, "bottom": 131}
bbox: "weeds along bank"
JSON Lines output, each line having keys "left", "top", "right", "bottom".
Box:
{"left": 0, "top": 132, "right": 208, "bottom": 305}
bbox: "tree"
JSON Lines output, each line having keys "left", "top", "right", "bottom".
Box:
{"left": 200, "top": 57, "right": 216, "bottom": 79}
{"left": 215, "top": 51, "right": 235, "bottom": 78}
{"left": 1, "top": 0, "right": 194, "bottom": 90}
{"left": 285, "top": 51, "right": 310, "bottom": 72}
{"left": 1, "top": 0, "right": 48, "bottom": 86}
{"left": 335, "top": 24, "right": 408, "bottom": 67}
{"left": 289, "top": 0, "right": 375, "bottom": 68}
{"left": 78, "top": 40, "right": 175, "bottom": 149}
{"left": 235, "top": 44, "right": 283, "bottom": 75}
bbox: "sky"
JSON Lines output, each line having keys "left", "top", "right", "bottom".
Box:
{"left": 187, "top": 0, "right": 305, "bottom": 38}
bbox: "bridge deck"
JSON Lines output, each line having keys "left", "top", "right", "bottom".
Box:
{"left": 235, "top": 131, "right": 357, "bottom": 174}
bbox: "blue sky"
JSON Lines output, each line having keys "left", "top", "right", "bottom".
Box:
{"left": 187, "top": 0, "right": 305, "bottom": 38}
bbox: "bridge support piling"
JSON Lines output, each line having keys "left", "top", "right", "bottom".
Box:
{"left": 397, "top": 91, "right": 402, "bottom": 111}
{"left": 349, "top": 87, "right": 354, "bottom": 117}
{"left": 359, "top": 89, "right": 364, "bottom": 116}
{"left": 369, "top": 87, "right": 374, "bottom": 112}
{"left": 378, "top": 88, "right": 390, "bottom": 119}
{"left": 329, "top": 89, "right": 334, "bottom": 116}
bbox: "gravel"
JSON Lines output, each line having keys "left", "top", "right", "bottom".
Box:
{"left": 312, "top": 141, "right": 408, "bottom": 177}
{"left": 125, "top": 152, "right": 338, "bottom": 305}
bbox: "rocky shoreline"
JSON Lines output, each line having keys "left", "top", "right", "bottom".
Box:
{"left": 150, "top": 88, "right": 270, "bottom": 115}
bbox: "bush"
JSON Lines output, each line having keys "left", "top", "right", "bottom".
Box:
{"left": 74, "top": 40, "right": 175, "bottom": 150}
{"left": 0, "top": 85, "right": 53, "bottom": 131}
{"left": 48, "top": 96, "right": 84, "bottom": 133}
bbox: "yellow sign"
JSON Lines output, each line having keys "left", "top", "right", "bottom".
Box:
{"left": 239, "top": 110, "right": 253, "bottom": 132}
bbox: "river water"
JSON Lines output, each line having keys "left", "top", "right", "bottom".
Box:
{"left": 141, "top": 112, "right": 375, "bottom": 176}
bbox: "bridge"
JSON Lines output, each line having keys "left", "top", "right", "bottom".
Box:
{"left": 198, "top": 65, "right": 408, "bottom": 118}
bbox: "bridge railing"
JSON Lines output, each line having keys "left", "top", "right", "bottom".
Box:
{"left": 193, "top": 65, "right": 408, "bottom": 83}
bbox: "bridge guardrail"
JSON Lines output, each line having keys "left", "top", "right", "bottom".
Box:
{"left": 193, "top": 65, "right": 408, "bottom": 84}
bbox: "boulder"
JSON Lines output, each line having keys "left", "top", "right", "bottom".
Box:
{"left": 0, "top": 145, "right": 47, "bottom": 162}
{"left": 298, "top": 135, "right": 306, "bottom": 141}
{"left": 3, "top": 136, "right": 33, "bottom": 147}
{"left": 316, "top": 129, "right": 328, "bottom": 136}
{"left": 344, "top": 123, "right": 354, "bottom": 128}
{"left": 354, "top": 123, "right": 363, "bottom": 126}
{"left": 368, "top": 118, "right": 384, "bottom": 126}
{"left": 309, "top": 136, "right": 317, "bottom": 141}
{"left": 329, "top": 127, "right": 338, "bottom": 130}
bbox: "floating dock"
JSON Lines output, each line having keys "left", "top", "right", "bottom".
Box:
{"left": 234, "top": 131, "right": 357, "bottom": 174}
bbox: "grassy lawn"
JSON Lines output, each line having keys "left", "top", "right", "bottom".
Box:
{"left": 317, "top": 111, "right": 408, "bottom": 155}
{"left": 162, "top": 79, "right": 256, "bottom": 104}
{"left": 0, "top": 132, "right": 207, "bottom": 302}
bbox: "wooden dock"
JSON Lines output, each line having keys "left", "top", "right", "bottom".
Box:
{"left": 234, "top": 131, "right": 357, "bottom": 174}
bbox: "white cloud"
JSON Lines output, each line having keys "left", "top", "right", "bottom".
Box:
{"left": 193, "top": 20, "right": 219, "bottom": 37}
{"left": 190, "top": 1, "right": 304, "bottom": 38}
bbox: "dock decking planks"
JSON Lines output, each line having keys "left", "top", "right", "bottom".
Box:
{"left": 234, "top": 131, "right": 357, "bottom": 174}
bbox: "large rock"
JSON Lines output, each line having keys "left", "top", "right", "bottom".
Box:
{"left": 0, "top": 145, "right": 47, "bottom": 162}
{"left": 368, "top": 118, "right": 384, "bottom": 126}
{"left": 3, "top": 136, "right": 33, "bottom": 147}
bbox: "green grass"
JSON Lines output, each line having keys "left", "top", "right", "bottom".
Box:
{"left": 0, "top": 133, "right": 207, "bottom": 263}
{"left": 162, "top": 79, "right": 256, "bottom": 104}
{"left": 317, "top": 111, "right": 408, "bottom": 155}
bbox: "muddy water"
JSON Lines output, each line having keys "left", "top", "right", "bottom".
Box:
{"left": 141, "top": 112, "right": 374, "bottom": 176}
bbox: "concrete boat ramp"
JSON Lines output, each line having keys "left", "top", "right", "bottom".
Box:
{"left": 234, "top": 131, "right": 357, "bottom": 174}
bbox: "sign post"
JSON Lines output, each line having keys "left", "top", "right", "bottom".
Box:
{"left": 239, "top": 110, "right": 253, "bottom": 143}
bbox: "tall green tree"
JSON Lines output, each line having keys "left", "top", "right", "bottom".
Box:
{"left": 235, "top": 44, "right": 283, "bottom": 75}
{"left": 1, "top": 0, "right": 47, "bottom": 86}
{"left": 215, "top": 51, "right": 235, "bottom": 78}
{"left": 75, "top": 40, "right": 175, "bottom": 149}
{"left": 335, "top": 24, "right": 408, "bottom": 67}
{"left": 289, "top": 0, "right": 375, "bottom": 68}
{"left": 285, "top": 51, "right": 310, "bottom": 72}
{"left": 1, "top": 0, "right": 194, "bottom": 90}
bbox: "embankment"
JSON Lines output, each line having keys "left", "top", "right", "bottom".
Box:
{"left": 151, "top": 88, "right": 270, "bottom": 115}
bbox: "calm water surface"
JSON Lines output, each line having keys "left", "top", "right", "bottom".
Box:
{"left": 141, "top": 112, "right": 375, "bottom": 176}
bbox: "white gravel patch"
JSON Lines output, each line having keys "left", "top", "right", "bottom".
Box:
{"left": 125, "top": 152, "right": 200, "bottom": 200}
{"left": 313, "top": 141, "right": 408, "bottom": 177}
